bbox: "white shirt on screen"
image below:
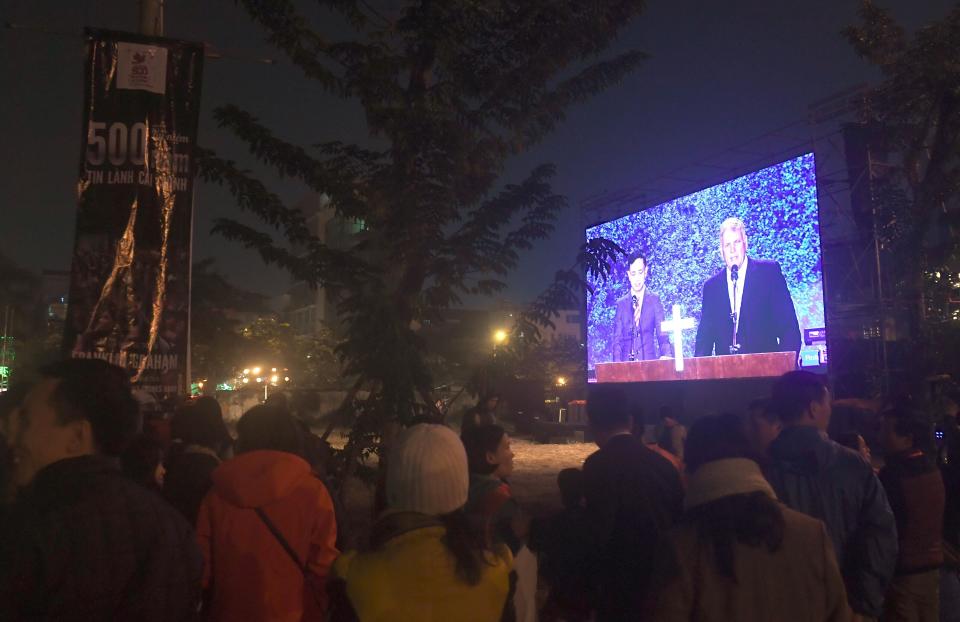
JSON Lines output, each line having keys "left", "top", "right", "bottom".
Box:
{"left": 726, "top": 256, "right": 748, "bottom": 334}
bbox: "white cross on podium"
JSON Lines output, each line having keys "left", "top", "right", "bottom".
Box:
{"left": 661, "top": 304, "right": 696, "bottom": 372}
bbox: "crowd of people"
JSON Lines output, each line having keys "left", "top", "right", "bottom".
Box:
{"left": 0, "top": 358, "right": 958, "bottom": 622}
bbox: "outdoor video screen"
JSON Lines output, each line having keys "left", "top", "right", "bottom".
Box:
{"left": 586, "top": 153, "right": 826, "bottom": 381}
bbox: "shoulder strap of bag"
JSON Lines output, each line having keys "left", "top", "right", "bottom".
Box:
{"left": 255, "top": 507, "right": 307, "bottom": 576}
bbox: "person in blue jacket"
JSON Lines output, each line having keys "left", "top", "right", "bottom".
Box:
{"left": 764, "top": 370, "right": 898, "bottom": 620}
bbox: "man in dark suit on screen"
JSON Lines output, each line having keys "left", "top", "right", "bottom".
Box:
{"left": 612, "top": 252, "right": 673, "bottom": 362}
{"left": 694, "top": 217, "right": 801, "bottom": 357}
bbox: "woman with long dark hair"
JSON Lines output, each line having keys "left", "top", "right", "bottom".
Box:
{"left": 330, "top": 424, "right": 513, "bottom": 622}
{"left": 650, "top": 413, "right": 851, "bottom": 622}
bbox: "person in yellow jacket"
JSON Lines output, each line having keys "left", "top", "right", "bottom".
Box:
{"left": 330, "top": 424, "right": 514, "bottom": 622}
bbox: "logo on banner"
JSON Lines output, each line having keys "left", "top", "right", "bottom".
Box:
{"left": 117, "top": 42, "right": 168, "bottom": 94}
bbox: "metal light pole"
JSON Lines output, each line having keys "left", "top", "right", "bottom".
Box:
{"left": 139, "top": 0, "right": 164, "bottom": 36}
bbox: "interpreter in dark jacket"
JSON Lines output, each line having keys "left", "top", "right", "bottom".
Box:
{"left": 611, "top": 252, "right": 672, "bottom": 362}
{"left": 0, "top": 359, "right": 202, "bottom": 622}
{"left": 878, "top": 409, "right": 945, "bottom": 621}
{"left": 764, "top": 371, "right": 898, "bottom": 619}
{"left": 582, "top": 385, "right": 684, "bottom": 621}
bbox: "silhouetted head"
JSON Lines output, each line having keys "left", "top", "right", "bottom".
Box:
{"left": 685, "top": 413, "right": 752, "bottom": 473}
{"left": 235, "top": 405, "right": 305, "bottom": 458}
{"left": 9, "top": 359, "right": 139, "bottom": 486}
{"left": 462, "top": 424, "right": 514, "bottom": 479}
{"left": 771, "top": 371, "right": 831, "bottom": 431}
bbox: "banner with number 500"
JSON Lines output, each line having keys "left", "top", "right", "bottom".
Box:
{"left": 64, "top": 28, "right": 203, "bottom": 415}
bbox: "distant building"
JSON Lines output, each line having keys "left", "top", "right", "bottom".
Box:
{"left": 41, "top": 269, "right": 70, "bottom": 321}
{"left": 285, "top": 193, "right": 366, "bottom": 337}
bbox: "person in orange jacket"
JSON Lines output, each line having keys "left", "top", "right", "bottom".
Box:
{"left": 196, "top": 405, "right": 338, "bottom": 621}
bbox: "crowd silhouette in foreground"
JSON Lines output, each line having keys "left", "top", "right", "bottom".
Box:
{"left": 0, "top": 358, "right": 958, "bottom": 621}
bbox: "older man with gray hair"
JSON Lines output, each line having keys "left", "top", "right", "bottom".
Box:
{"left": 694, "top": 217, "right": 801, "bottom": 357}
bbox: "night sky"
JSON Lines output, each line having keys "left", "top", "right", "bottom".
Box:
{"left": 0, "top": 0, "right": 953, "bottom": 303}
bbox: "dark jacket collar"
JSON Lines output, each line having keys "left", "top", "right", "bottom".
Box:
{"left": 769, "top": 426, "right": 833, "bottom": 475}
{"left": 21, "top": 455, "right": 120, "bottom": 509}
{"left": 32, "top": 454, "right": 118, "bottom": 485}
{"left": 771, "top": 426, "right": 826, "bottom": 453}
{"left": 603, "top": 432, "right": 638, "bottom": 449}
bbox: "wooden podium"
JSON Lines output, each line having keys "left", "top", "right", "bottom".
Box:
{"left": 595, "top": 351, "right": 797, "bottom": 383}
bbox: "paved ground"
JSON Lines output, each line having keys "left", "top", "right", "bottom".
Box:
{"left": 336, "top": 435, "right": 595, "bottom": 548}
{"left": 508, "top": 437, "right": 594, "bottom": 515}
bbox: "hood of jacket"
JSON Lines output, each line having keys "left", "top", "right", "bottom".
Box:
{"left": 768, "top": 425, "right": 847, "bottom": 476}
{"left": 211, "top": 449, "right": 311, "bottom": 508}
{"left": 684, "top": 458, "right": 776, "bottom": 511}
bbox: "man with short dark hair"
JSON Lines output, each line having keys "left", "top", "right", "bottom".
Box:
{"left": 612, "top": 252, "right": 672, "bottom": 362}
{"left": 878, "top": 409, "right": 945, "bottom": 622}
{"left": 0, "top": 359, "right": 202, "bottom": 621}
{"left": 582, "top": 385, "right": 683, "bottom": 621}
{"left": 764, "top": 370, "right": 897, "bottom": 621}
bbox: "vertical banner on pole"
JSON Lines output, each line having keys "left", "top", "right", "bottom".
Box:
{"left": 64, "top": 29, "right": 203, "bottom": 414}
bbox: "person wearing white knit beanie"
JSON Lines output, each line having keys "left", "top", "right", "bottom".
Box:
{"left": 386, "top": 423, "right": 471, "bottom": 516}
{"left": 330, "top": 424, "right": 514, "bottom": 622}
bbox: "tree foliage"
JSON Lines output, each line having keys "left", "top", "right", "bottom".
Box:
{"left": 0, "top": 252, "right": 58, "bottom": 384}
{"left": 190, "top": 258, "right": 269, "bottom": 386}
{"left": 190, "top": 259, "right": 343, "bottom": 392}
{"left": 237, "top": 315, "right": 343, "bottom": 392}
{"left": 843, "top": 1, "right": 960, "bottom": 381}
{"left": 844, "top": 0, "right": 960, "bottom": 245}
{"left": 199, "top": 1, "right": 643, "bottom": 465}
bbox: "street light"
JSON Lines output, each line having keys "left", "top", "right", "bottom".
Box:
{"left": 271, "top": 375, "right": 279, "bottom": 383}
{"left": 252, "top": 367, "right": 262, "bottom": 375}
{"left": 493, "top": 329, "right": 508, "bottom": 345}
{"left": 556, "top": 376, "right": 567, "bottom": 387}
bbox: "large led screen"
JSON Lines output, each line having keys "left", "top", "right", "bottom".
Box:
{"left": 586, "top": 153, "right": 826, "bottom": 381}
